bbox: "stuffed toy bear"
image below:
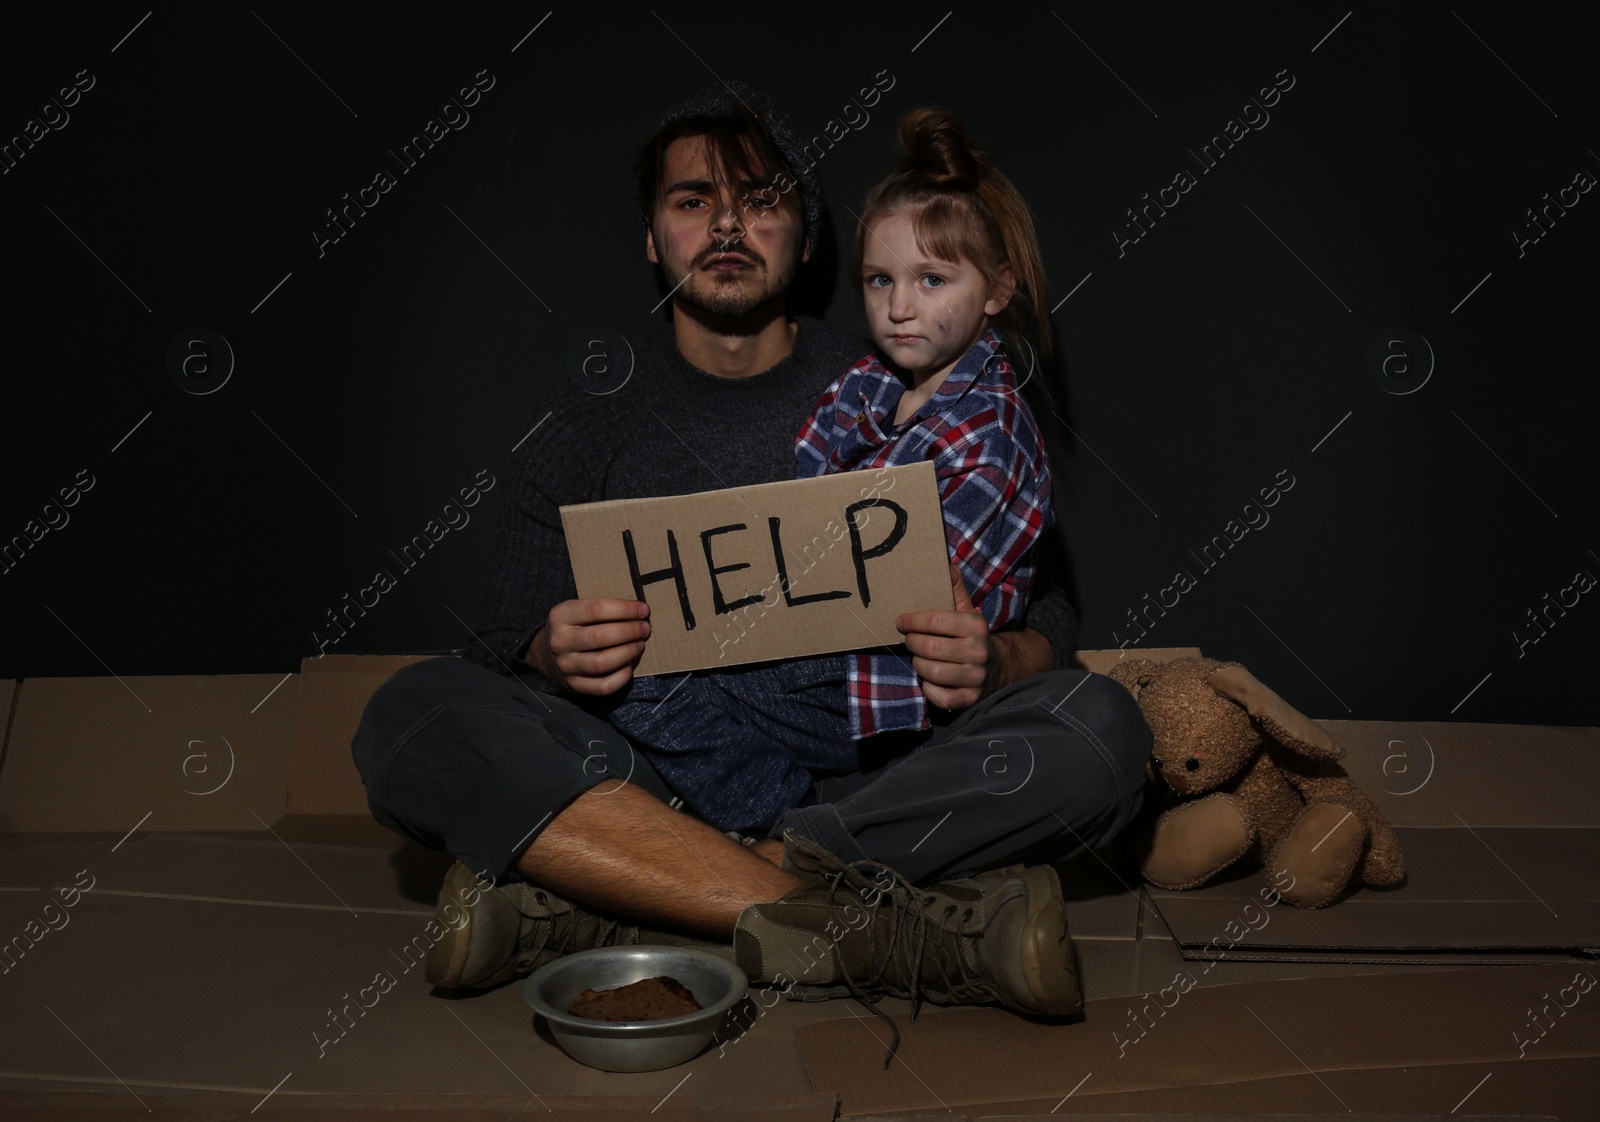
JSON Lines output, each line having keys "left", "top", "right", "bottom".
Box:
{"left": 1108, "top": 656, "right": 1406, "bottom": 909}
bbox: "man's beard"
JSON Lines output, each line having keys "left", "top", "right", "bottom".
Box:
{"left": 668, "top": 248, "right": 798, "bottom": 320}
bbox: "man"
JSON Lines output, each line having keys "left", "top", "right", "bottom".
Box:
{"left": 352, "top": 79, "right": 1150, "bottom": 1028}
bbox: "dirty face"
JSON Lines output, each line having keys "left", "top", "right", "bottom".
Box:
{"left": 859, "top": 209, "right": 1011, "bottom": 387}
{"left": 644, "top": 134, "right": 809, "bottom": 321}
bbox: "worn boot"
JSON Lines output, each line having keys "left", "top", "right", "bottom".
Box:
{"left": 733, "top": 829, "right": 1081, "bottom": 1064}
{"left": 424, "top": 861, "right": 735, "bottom": 989}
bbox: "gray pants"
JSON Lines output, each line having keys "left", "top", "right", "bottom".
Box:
{"left": 351, "top": 657, "right": 1150, "bottom": 887}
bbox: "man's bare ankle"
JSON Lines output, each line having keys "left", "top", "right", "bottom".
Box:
{"left": 751, "top": 837, "right": 786, "bottom": 868}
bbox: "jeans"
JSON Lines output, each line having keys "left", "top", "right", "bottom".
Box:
{"left": 608, "top": 653, "right": 856, "bottom": 834}
{"left": 351, "top": 656, "right": 1151, "bottom": 887}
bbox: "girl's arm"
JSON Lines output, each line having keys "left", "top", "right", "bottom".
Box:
{"left": 897, "top": 423, "right": 1057, "bottom": 705}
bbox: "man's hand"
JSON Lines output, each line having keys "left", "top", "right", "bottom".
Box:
{"left": 895, "top": 565, "right": 1057, "bottom": 712}
{"left": 527, "top": 598, "right": 650, "bottom": 696}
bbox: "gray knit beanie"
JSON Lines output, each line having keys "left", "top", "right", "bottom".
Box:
{"left": 636, "top": 78, "right": 824, "bottom": 257}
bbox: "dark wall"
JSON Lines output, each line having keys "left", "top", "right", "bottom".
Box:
{"left": 2, "top": 3, "right": 1593, "bottom": 724}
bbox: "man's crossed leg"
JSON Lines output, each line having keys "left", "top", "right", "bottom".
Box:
{"left": 352, "top": 656, "right": 1149, "bottom": 1017}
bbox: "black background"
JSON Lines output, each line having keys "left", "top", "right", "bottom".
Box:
{"left": 1, "top": 3, "right": 1594, "bottom": 724}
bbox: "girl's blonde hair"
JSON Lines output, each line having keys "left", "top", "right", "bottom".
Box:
{"left": 853, "top": 108, "right": 1052, "bottom": 361}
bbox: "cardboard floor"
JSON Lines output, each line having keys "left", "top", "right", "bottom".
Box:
{"left": 1, "top": 658, "right": 1595, "bottom": 1119}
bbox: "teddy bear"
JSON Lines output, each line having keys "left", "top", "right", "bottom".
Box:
{"left": 1108, "top": 655, "right": 1406, "bottom": 909}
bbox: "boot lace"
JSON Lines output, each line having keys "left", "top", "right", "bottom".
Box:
{"left": 806, "top": 856, "right": 989, "bottom": 1070}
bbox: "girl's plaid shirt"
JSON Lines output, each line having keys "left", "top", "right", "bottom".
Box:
{"left": 794, "top": 328, "right": 1055, "bottom": 740}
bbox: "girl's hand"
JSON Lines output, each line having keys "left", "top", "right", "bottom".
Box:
{"left": 895, "top": 564, "right": 994, "bottom": 712}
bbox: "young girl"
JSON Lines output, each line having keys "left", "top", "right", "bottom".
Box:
{"left": 609, "top": 107, "right": 1057, "bottom": 836}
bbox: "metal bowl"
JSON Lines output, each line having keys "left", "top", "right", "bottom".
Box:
{"left": 522, "top": 945, "right": 749, "bottom": 1073}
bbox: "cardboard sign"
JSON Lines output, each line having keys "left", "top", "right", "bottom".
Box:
{"left": 560, "top": 461, "right": 954, "bottom": 675}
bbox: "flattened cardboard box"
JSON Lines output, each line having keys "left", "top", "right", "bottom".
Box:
{"left": 0, "top": 1098, "right": 1549, "bottom": 1122}
{"left": 0, "top": 1090, "right": 839, "bottom": 1120}
{"left": 899, "top": 1061, "right": 1574, "bottom": 1119}
{"left": 0, "top": 674, "right": 300, "bottom": 834}
{"left": 0, "top": 830, "right": 868, "bottom": 1103}
{"left": 7, "top": 649, "right": 1596, "bottom": 1118}
{"left": 561, "top": 461, "right": 952, "bottom": 676}
{"left": 976, "top": 1115, "right": 1544, "bottom": 1121}
{"left": 286, "top": 654, "right": 432, "bottom": 818}
{"left": 795, "top": 964, "right": 1600, "bottom": 1118}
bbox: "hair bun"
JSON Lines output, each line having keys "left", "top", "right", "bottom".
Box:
{"left": 899, "top": 107, "right": 983, "bottom": 189}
